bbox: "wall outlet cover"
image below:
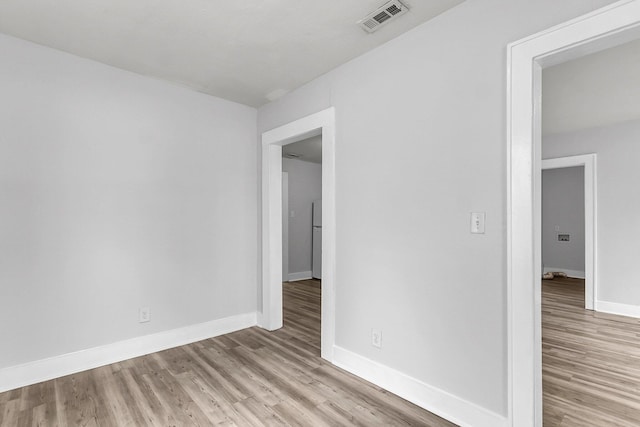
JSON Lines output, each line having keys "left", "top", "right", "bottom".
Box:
{"left": 371, "top": 329, "right": 382, "bottom": 348}
{"left": 139, "top": 307, "right": 150, "bottom": 323}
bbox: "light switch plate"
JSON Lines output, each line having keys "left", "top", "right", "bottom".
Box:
{"left": 471, "top": 212, "right": 486, "bottom": 234}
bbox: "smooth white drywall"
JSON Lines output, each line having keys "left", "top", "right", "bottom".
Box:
{"left": 543, "top": 38, "right": 640, "bottom": 135}
{"left": 0, "top": 34, "right": 258, "bottom": 369}
{"left": 282, "top": 158, "right": 322, "bottom": 278}
{"left": 258, "top": 0, "right": 617, "bottom": 417}
{"left": 542, "top": 167, "right": 585, "bottom": 275}
{"left": 544, "top": 120, "right": 640, "bottom": 305}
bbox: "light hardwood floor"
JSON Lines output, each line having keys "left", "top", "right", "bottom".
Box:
{"left": 0, "top": 279, "right": 455, "bottom": 426}
{"left": 543, "top": 277, "right": 640, "bottom": 426}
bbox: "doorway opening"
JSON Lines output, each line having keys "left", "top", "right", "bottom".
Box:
{"left": 282, "top": 136, "right": 323, "bottom": 282}
{"left": 541, "top": 155, "right": 596, "bottom": 310}
{"left": 260, "top": 107, "right": 336, "bottom": 362}
{"left": 281, "top": 136, "right": 323, "bottom": 355}
{"left": 507, "top": 2, "right": 640, "bottom": 425}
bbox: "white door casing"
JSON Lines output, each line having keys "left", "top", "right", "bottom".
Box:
{"left": 541, "top": 155, "right": 597, "bottom": 310}
{"left": 282, "top": 172, "right": 289, "bottom": 281}
{"left": 260, "top": 107, "right": 336, "bottom": 362}
{"left": 507, "top": 1, "right": 640, "bottom": 426}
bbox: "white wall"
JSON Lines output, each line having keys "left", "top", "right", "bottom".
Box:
{"left": 542, "top": 38, "right": 640, "bottom": 135}
{"left": 544, "top": 120, "right": 640, "bottom": 306}
{"left": 282, "top": 158, "right": 321, "bottom": 279}
{"left": 0, "top": 34, "right": 258, "bottom": 369}
{"left": 258, "top": 0, "right": 617, "bottom": 418}
{"left": 542, "top": 167, "right": 585, "bottom": 276}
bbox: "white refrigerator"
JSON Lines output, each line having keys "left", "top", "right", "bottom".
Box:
{"left": 312, "top": 200, "right": 322, "bottom": 279}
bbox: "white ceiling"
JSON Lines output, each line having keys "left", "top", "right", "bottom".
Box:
{"left": 0, "top": 0, "right": 463, "bottom": 107}
{"left": 543, "top": 38, "right": 640, "bottom": 135}
{"left": 283, "top": 136, "right": 322, "bottom": 164}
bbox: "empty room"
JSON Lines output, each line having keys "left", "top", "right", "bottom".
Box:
{"left": 1, "top": 1, "right": 639, "bottom": 426}
{"left": 540, "top": 39, "right": 640, "bottom": 425}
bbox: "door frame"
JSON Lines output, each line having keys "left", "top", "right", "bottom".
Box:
{"left": 282, "top": 172, "right": 289, "bottom": 281}
{"left": 541, "top": 154, "right": 597, "bottom": 310}
{"left": 260, "top": 107, "right": 336, "bottom": 362}
{"left": 507, "top": 1, "right": 640, "bottom": 425}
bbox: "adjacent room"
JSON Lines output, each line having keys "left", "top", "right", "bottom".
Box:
{"left": 541, "top": 38, "right": 640, "bottom": 425}
{"left": 0, "top": 1, "right": 638, "bottom": 426}
{"left": 281, "top": 135, "right": 324, "bottom": 356}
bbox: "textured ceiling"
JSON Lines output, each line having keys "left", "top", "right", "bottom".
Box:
{"left": 0, "top": 0, "right": 463, "bottom": 107}
{"left": 543, "top": 38, "right": 640, "bottom": 135}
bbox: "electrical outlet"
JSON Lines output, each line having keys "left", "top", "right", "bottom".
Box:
{"left": 139, "top": 307, "right": 150, "bottom": 323}
{"left": 371, "top": 329, "right": 382, "bottom": 348}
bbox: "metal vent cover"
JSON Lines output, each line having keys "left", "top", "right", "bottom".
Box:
{"left": 358, "top": 0, "right": 409, "bottom": 33}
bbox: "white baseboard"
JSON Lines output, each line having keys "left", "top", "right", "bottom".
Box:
{"left": 596, "top": 301, "right": 640, "bottom": 319}
{"left": 287, "top": 271, "right": 312, "bottom": 281}
{"left": 256, "top": 311, "right": 264, "bottom": 329}
{"left": 332, "top": 346, "right": 507, "bottom": 427}
{"left": 0, "top": 312, "right": 257, "bottom": 393}
{"left": 543, "top": 267, "right": 585, "bottom": 279}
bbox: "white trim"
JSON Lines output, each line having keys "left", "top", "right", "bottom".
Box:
{"left": 256, "top": 311, "right": 264, "bottom": 329}
{"left": 542, "top": 267, "right": 585, "bottom": 280}
{"left": 287, "top": 271, "right": 313, "bottom": 281}
{"left": 333, "top": 346, "right": 507, "bottom": 427}
{"left": 261, "top": 107, "right": 336, "bottom": 362}
{"left": 282, "top": 172, "right": 289, "bottom": 282}
{"left": 262, "top": 139, "right": 284, "bottom": 330}
{"left": 507, "top": 2, "right": 640, "bottom": 426}
{"left": 542, "top": 154, "right": 597, "bottom": 309}
{"left": 596, "top": 301, "right": 640, "bottom": 319}
{"left": 0, "top": 312, "right": 257, "bottom": 393}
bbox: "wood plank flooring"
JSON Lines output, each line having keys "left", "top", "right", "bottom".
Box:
{"left": 0, "top": 279, "right": 455, "bottom": 426}
{"left": 543, "top": 277, "right": 640, "bottom": 426}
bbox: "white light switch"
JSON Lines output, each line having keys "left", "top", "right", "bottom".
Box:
{"left": 471, "top": 212, "right": 486, "bottom": 234}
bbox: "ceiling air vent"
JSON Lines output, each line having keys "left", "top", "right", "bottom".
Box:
{"left": 358, "top": 0, "right": 409, "bottom": 33}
